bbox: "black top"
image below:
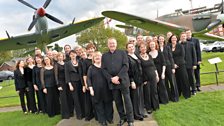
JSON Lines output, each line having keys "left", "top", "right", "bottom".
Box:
{"left": 32, "top": 66, "right": 42, "bottom": 89}
{"left": 171, "top": 43, "right": 185, "bottom": 66}
{"left": 82, "top": 58, "right": 92, "bottom": 76}
{"left": 102, "top": 49, "right": 130, "bottom": 90}
{"left": 87, "top": 65, "right": 113, "bottom": 103}
{"left": 187, "top": 37, "right": 201, "bottom": 62}
{"left": 182, "top": 42, "right": 197, "bottom": 68}
{"left": 128, "top": 55, "right": 143, "bottom": 86}
{"left": 160, "top": 45, "right": 175, "bottom": 69}
{"left": 40, "top": 68, "right": 56, "bottom": 88}
{"left": 152, "top": 51, "right": 166, "bottom": 75}
{"left": 139, "top": 54, "right": 156, "bottom": 82}
{"left": 24, "top": 67, "right": 33, "bottom": 83}
{"left": 54, "top": 63, "right": 66, "bottom": 87}
{"left": 64, "top": 53, "right": 70, "bottom": 62}
{"left": 14, "top": 69, "right": 26, "bottom": 91}
{"left": 65, "top": 60, "right": 84, "bottom": 85}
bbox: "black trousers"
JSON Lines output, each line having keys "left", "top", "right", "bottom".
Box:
{"left": 27, "top": 81, "right": 37, "bottom": 113}
{"left": 84, "top": 90, "right": 94, "bottom": 120}
{"left": 112, "top": 87, "right": 134, "bottom": 123}
{"left": 18, "top": 88, "right": 29, "bottom": 112}
{"left": 187, "top": 68, "right": 196, "bottom": 92}
{"left": 194, "top": 65, "right": 201, "bottom": 87}
{"left": 94, "top": 100, "right": 113, "bottom": 124}
{"left": 144, "top": 79, "right": 159, "bottom": 111}
{"left": 157, "top": 79, "right": 169, "bottom": 104}
{"left": 175, "top": 65, "right": 191, "bottom": 99}
{"left": 70, "top": 82, "right": 83, "bottom": 118}
{"left": 46, "top": 86, "right": 60, "bottom": 117}
{"left": 130, "top": 84, "right": 144, "bottom": 118}
{"left": 165, "top": 65, "right": 179, "bottom": 102}
{"left": 59, "top": 84, "right": 70, "bottom": 119}
{"left": 36, "top": 88, "right": 47, "bottom": 113}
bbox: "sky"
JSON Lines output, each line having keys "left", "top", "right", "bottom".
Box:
{"left": 0, "top": 0, "right": 221, "bottom": 48}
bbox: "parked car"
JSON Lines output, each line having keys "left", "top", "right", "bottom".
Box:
{"left": 0, "top": 70, "right": 14, "bottom": 81}
{"left": 200, "top": 42, "right": 206, "bottom": 52}
{"left": 203, "top": 41, "right": 224, "bottom": 52}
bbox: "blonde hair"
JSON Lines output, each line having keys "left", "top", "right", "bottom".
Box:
{"left": 92, "top": 51, "right": 102, "bottom": 63}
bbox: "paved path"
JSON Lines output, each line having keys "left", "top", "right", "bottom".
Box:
{"left": 1, "top": 84, "right": 224, "bottom": 126}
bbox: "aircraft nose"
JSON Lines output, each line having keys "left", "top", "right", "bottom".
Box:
{"left": 37, "top": 7, "right": 46, "bottom": 17}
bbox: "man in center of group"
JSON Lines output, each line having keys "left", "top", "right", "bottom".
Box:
{"left": 102, "top": 37, "right": 134, "bottom": 126}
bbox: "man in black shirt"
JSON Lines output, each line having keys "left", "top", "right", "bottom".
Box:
{"left": 186, "top": 29, "right": 202, "bottom": 91}
{"left": 102, "top": 38, "right": 134, "bottom": 126}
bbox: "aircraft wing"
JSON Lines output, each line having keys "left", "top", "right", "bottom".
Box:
{"left": 102, "top": 11, "right": 187, "bottom": 35}
{"left": 102, "top": 11, "right": 224, "bottom": 40}
{"left": 0, "top": 17, "right": 104, "bottom": 51}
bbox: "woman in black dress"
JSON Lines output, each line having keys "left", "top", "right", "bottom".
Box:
{"left": 126, "top": 42, "right": 145, "bottom": 120}
{"left": 14, "top": 60, "right": 29, "bottom": 114}
{"left": 158, "top": 35, "right": 179, "bottom": 102}
{"left": 54, "top": 52, "right": 70, "bottom": 119}
{"left": 82, "top": 43, "right": 96, "bottom": 121}
{"left": 33, "top": 55, "right": 47, "bottom": 113}
{"left": 65, "top": 50, "right": 84, "bottom": 120}
{"left": 169, "top": 35, "right": 191, "bottom": 99}
{"left": 25, "top": 57, "right": 37, "bottom": 113}
{"left": 149, "top": 41, "right": 169, "bottom": 104}
{"left": 139, "top": 42, "right": 160, "bottom": 112}
{"left": 87, "top": 51, "right": 113, "bottom": 126}
{"left": 41, "top": 56, "right": 60, "bottom": 117}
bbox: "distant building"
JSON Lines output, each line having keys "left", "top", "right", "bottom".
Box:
{"left": 0, "top": 57, "right": 26, "bottom": 71}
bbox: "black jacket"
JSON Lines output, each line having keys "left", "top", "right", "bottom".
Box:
{"left": 187, "top": 37, "right": 201, "bottom": 62}
{"left": 102, "top": 50, "right": 130, "bottom": 90}
{"left": 14, "top": 69, "right": 27, "bottom": 91}
{"left": 65, "top": 60, "right": 84, "bottom": 85}
{"left": 171, "top": 43, "right": 186, "bottom": 66}
{"left": 182, "top": 42, "right": 197, "bottom": 68}
{"left": 160, "top": 45, "right": 175, "bottom": 69}
{"left": 128, "top": 55, "right": 143, "bottom": 86}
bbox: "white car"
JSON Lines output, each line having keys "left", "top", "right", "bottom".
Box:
{"left": 200, "top": 42, "right": 206, "bottom": 52}
{"left": 203, "top": 41, "right": 224, "bottom": 52}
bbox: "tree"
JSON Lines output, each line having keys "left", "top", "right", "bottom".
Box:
{"left": 77, "top": 21, "right": 127, "bottom": 52}
{"left": 0, "top": 51, "right": 12, "bottom": 64}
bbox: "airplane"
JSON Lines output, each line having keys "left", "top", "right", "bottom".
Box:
{"left": 0, "top": 0, "right": 104, "bottom": 51}
{"left": 102, "top": 0, "right": 224, "bottom": 41}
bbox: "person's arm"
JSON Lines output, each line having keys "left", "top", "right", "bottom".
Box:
{"left": 87, "top": 66, "right": 94, "bottom": 96}
{"left": 32, "top": 67, "right": 39, "bottom": 91}
{"left": 192, "top": 43, "right": 197, "bottom": 68}
{"left": 65, "top": 62, "right": 74, "bottom": 91}
{"left": 14, "top": 70, "right": 19, "bottom": 91}
{"left": 101, "top": 54, "right": 112, "bottom": 81}
{"left": 117, "top": 51, "right": 129, "bottom": 79}
{"left": 195, "top": 38, "right": 202, "bottom": 62}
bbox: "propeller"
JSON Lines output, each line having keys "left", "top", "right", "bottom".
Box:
{"left": 18, "top": 0, "right": 63, "bottom": 31}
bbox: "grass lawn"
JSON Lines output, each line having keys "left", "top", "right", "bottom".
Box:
{"left": 0, "top": 80, "right": 19, "bottom": 107}
{"left": 200, "top": 52, "right": 224, "bottom": 85}
{"left": 153, "top": 90, "right": 224, "bottom": 126}
{"left": 0, "top": 111, "right": 60, "bottom": 126}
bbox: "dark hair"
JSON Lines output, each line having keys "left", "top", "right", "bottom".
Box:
{"left": 168, "top": 34, "right": 179, "bottom": 43}
{"left": 64, "top": 44, "right": 71, "bottom": 50}
{"left": 16, "top": 60, "right": 23, "bottom": 69}
{"left": 34, "top": 54, "right": 43, "bottom": 65}
{"left": 158, "top": 34, "right": 167, "bottom": 45}
{"left": 69, "top": 50, "right": 76, "bottom": 55}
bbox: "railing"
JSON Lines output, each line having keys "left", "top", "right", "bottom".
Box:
{"left": 200, "top": 70, "right": 224, "bottom": 85}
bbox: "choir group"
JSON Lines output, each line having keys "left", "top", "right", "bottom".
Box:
{"left": 14, "top": 29, "right": 202, "bottom": 126}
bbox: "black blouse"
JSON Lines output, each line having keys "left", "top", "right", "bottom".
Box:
{"left": 54, "top": 63, "right": 66, "bottom": 87}
{"left": 82, "top": 58, "right": 92, "bottom": 76}
{"left": 139, "top": 54, "right": 157, "bottom": 82}
{"left": 40, "top": 68, "right": 56, "bottom": 88}
{"left": 171, "top": 43, "right": 185, "bottom": 66}
{"left": 152, "top": 51, "right": 166, "bottom": 75}
{"left": 32, "top": 66, "right": 42, "bottom": 88}
{"left": 24, "top": 67, "right": 33, "bottom": 83}
{"left": 87, "top": 65, "right": 112, "bottom": 103}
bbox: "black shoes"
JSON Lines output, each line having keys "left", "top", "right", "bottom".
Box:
{"left": 117, "top": 119, "right": 127, "bottom": 126}
{"left": 197, "top": 87, "right": 201, "bottom": 92}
